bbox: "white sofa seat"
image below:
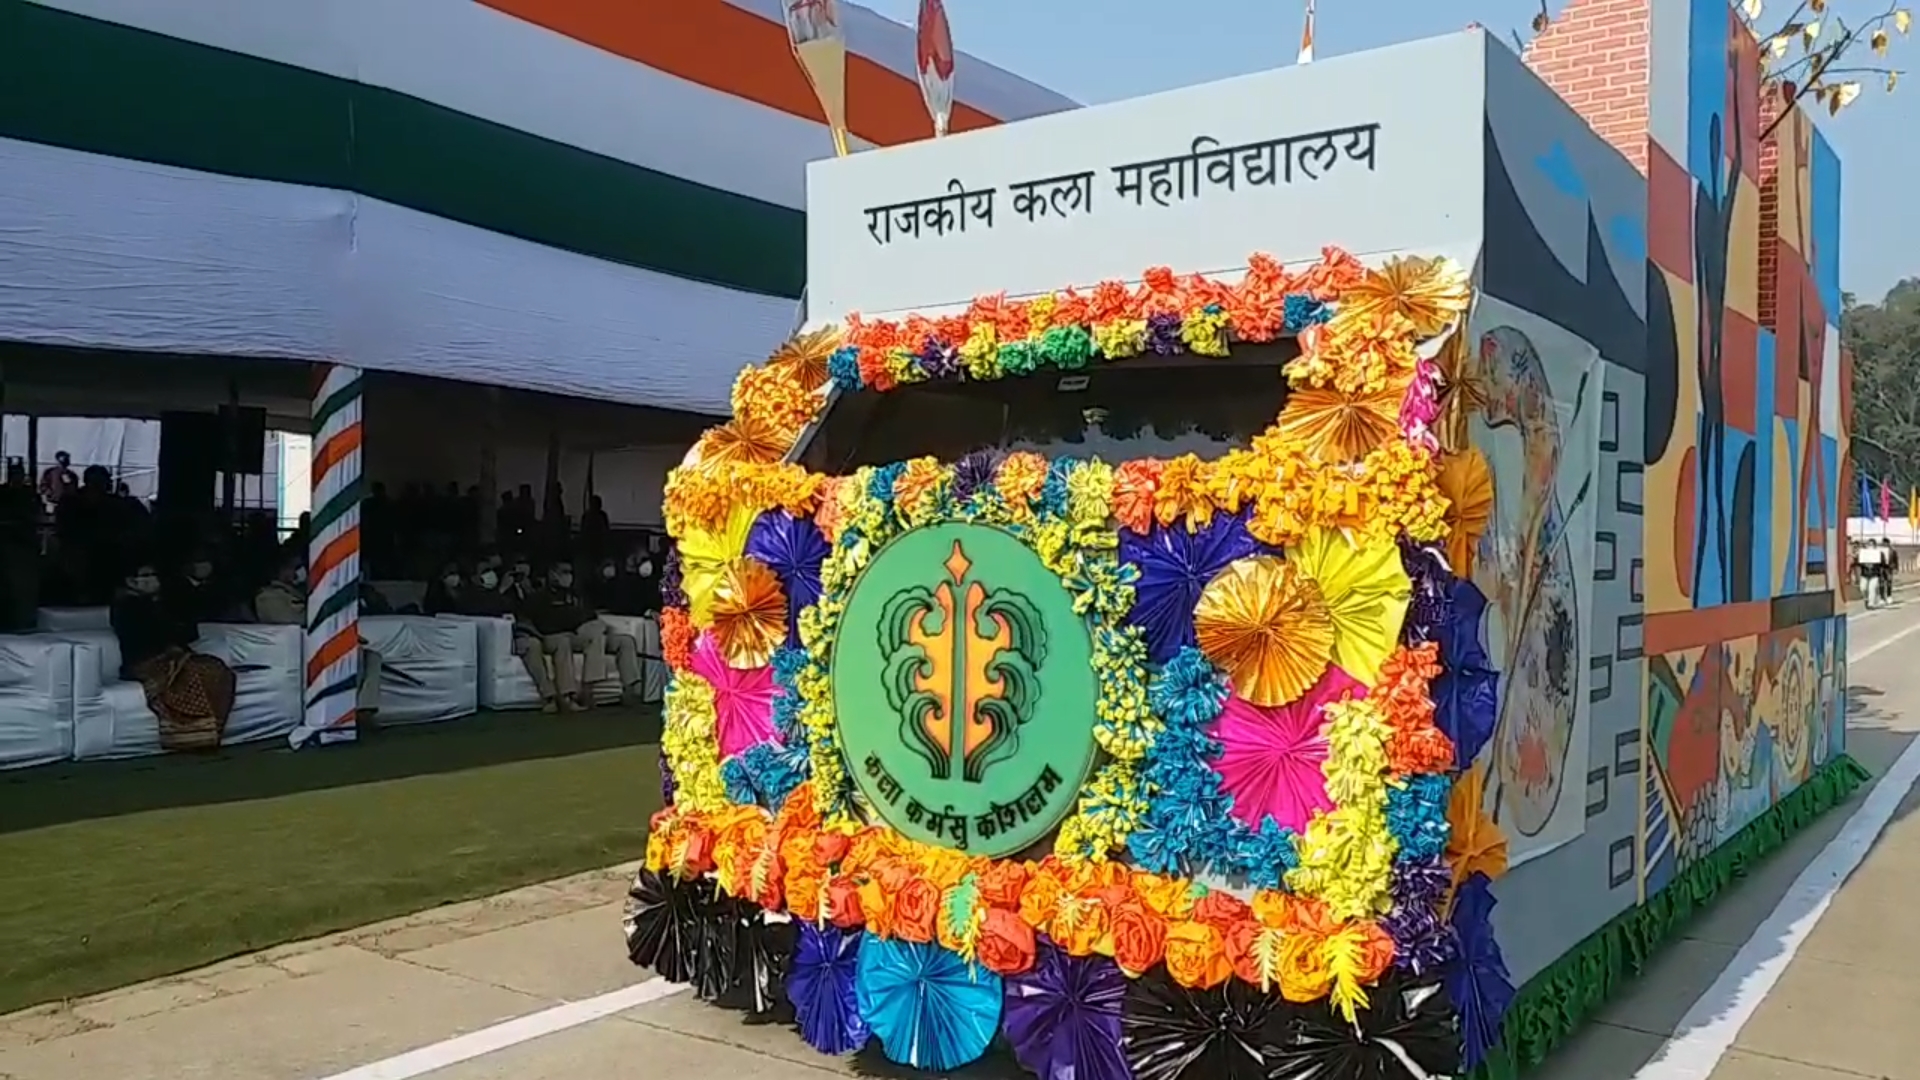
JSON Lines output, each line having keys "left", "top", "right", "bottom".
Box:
{"left": 599, "top": 613, "right": 665, "bottom": 704}
{"left": 438, "top": 615, "right": 541, "bottom": 710}
{"left": 194, "top": 623, "right": 305, "bottom": 745}
{"left": 35, "top": 606, "right": 111, "bottom": 631}
{"left": 361, "top": 615, "right": 478, "bottom": 724}
{"left": 47, "top": 628, "right": 162, "bottom": 761}
{"left": 0, "top": 636, "right": 77, "bottom": 769}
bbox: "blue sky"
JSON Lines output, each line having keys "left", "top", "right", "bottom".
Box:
{"left": 859, "top": 0, "right": 1915, "bottom": 307}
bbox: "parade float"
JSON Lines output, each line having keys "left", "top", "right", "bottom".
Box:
{"left": 624, "top": 22, "right": 1865, "bottom": 1080}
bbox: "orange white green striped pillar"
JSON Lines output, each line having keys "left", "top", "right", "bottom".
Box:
{"left": 291, "top": 363, "right": 364, "bottom": 748}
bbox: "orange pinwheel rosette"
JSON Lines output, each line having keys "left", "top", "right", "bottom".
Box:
{"left": 706, "top": 558, "right": 788, "bottom": 669}
{"left": 763, "top": 324, "right": 840, "bottom": 393}
{"left": 1193, "top": 555, "right": 1336, "bottom": 707}
{"left": 1335, "top": 255, "right": 1473, "bottom": 339}
{"left": 1437, "top": 448, "right": 1495, "bottom": 577}
{"left": 694, "top": 412, "right": 795, "bottom": 472}
{"left": 1274, "top": 375, "right": 1412, "bottom": 464}
{"left": 1447, "top": 764, "right": 1511, "bottom": 895}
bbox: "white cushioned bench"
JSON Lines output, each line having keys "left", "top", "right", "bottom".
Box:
{"left": 0, "top": 636, "right": 77, "bottom": 769}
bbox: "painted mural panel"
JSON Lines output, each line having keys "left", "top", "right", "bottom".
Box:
{"left": 1637, "top": 0, "right": 1847, "bottom": 899}
{"left": 1466, "top": 295, "right": 1601, "bottom": 865}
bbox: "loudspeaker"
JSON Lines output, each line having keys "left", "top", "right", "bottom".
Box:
{"left": 157, "top": 410, "right": 221, "bottom": 519}
{"left": 217, "top": 404, "right": 266, "bottom": 474}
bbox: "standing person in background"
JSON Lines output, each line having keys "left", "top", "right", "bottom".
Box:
{"left": 580, "top": 494, "right": 611, "bottom": 563}
{"left": 37, "top": 450, "right": 77, "bottom": 508}
{"left": 0, "top": 459, "right": 40, "bottom": 631}
{"left": 1860, "top": 539, "right": 1886, "bottom": 608}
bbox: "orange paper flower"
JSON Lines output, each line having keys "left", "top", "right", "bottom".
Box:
{"left": 1193, "top": 556, "right": 1337, "bottom": 707}
{"left": 977, "top": 907, "right": 1038, "bottom": 976}
{"left": 659, "top": 607, "right": 694, "bottom": 671}
{"left": 1163, "top": 920, "right": 1233, "bottom": 989}
{"left": 1110, "top": 902, "right": 1169, "bottom": 976}
{"left": 1112, "top": 458, "right": 1163, "bottom": 534}
{"left": 706, "top": 558, "right": 788, "bottom": 669}
{"left": 891, "top": 877, "right": 942, "bottom": 944}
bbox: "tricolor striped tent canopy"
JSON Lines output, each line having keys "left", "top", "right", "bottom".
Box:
{"left": 0, "top": 0, "right": 1076, "bottom": 413}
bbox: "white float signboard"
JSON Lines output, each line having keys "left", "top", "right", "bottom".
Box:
{"left": 806, "top": 32, "right": 1489, "bottom": 322}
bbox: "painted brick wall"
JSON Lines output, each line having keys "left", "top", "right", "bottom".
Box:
{"left": 1523, "top": 0, "right": 1652, "bottom": 172}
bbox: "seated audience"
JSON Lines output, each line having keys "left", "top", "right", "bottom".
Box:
{"left": 510, "top": 559, "right": 642, "bottom": 711}
{"left": 110, "top": 561, "right": 236, "bottom": 751}
{"left": 172, "top": 549, "right": 234, "bottom": 623}
{"left": 423, "top": 563, "right": 463, "bottom": 616}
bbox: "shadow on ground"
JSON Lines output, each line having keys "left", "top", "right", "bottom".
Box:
{"left": 0, "top": 705, "right": 662, "bottom": 834}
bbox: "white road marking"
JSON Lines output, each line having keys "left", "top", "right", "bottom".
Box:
{"left": 309, "top": 976, "right": 690, "bottom": 1080}
{"left": 315, "top": 610, "right": 1920, "bottom": 1080}
{"left": 1631, "top": 608, "right": 1920, "bottom": 1080}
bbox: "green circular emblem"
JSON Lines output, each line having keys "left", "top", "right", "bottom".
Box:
{"left": 833, "top": 522, "right": 1097, "bottom": 858}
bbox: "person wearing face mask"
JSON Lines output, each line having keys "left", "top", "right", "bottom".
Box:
{"left": 599, "top": 549, "right": 663, "bottom": 616}
{"left": 509, "top": 560, "right": 602, "bottom": 712}
{"left": 111, "top": 561, "right": 237, "bottom": 750}
{"left": 453, "top": 558, "right": 511, "bottom": 617}
{"left": 172, "top": 548, "right": 231, "bottom": 623}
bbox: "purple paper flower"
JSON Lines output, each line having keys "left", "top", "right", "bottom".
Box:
{"left": 917, "top": 337, "right": 962, "bottom": 381}
{"left": 1399, "top": 539, "right": 1455, "bottom": 646}
{"left": 1382, "top": 857, "right": 1457, "bottom": 976}
{"left": 951, "top": 450, "right": 1000, "bottom": 505}
{"left": 661, "top": 549, "right": 687, "bottom": 609}
{"left": 1145, "top": 312, "right": 1184, "bottom": 355}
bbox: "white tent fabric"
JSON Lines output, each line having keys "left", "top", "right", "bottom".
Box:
{"left": 0, "top": 138, "right": 798, "bottom": 413}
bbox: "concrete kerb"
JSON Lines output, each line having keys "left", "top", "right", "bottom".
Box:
{"left": 0, "top": 862, "right": 640, "bottom": 1049}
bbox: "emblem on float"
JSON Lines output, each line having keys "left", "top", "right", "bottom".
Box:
{"left": 833, "top": 522, "right": 1096, "bottom": 857}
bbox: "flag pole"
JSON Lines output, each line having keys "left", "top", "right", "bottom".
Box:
{"left": 1298, "top": 0, "right": 1316, "bottom": 63}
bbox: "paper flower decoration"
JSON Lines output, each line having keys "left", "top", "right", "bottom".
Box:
{"left": 695, "top": 413, "right": 793, "bottom": 471}
{"left": 745, "top": 510, "right": 829, "bottom": 646}
{"left": 766, "top": 325, "right": 842, "bottom": 392}
{"left": 1274, "top": 377, "right": 1411, "bottom": 464}
{"left": 1434, "top": 578, "right": 1499, "bottom": 768}
{"left": 1338, "top": 255, "right": 1473, "bottom": 339}
{"left": 1193, "top": 555, "right": 1336, "bottom": 708}
{"left": 1446, "top": 873, "right": 1515, "bottom": 1069}
{"left": 1437, "top": 449, "right": 1494, "bottom": 577}
{"left": 680, "top": 504, "right": 758, "bottom": 627}
{"left": 707, "top": 558, "right": 789, "bottom": 669}
{"left": 1120, "top": 511, "right": 1273, "bottom": 664}
{"left": 855, "top": 935, "right": 1004, "bottom": 1071}
{"left": 1287, "top": 527, "right": 1412, "bottom": 687}
{"left": 1446, "top": 764, "right": 1510, "bottom": 894}
{"left": 622, "top": 868, "right": 701, "bottom": 983}
{"left": 1266, "top": 974, "right": 1463, "bottom": 1080}
{"left": 1209, "top": 665, "right": 1366, "bottom": 833}
{"left": 1398, "top": 540, "right": 1455, "bottom": 646}
{"left": 1120, "top": 968, "right": 1292, "bottom": 1080}
{"left": 689, "top": 633, "right": 779, "bottom": 758}
{"left": 787, "top": 922, "right": 870, "bottom": 1055}
{"left": 1001, "top": 939, "right": 1132, "bottom": 1080}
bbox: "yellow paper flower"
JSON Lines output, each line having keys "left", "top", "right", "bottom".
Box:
{"left": 661, "top": 674, "right": 726, "bottom": 813}
{"left": 679, "top": 503, "right": 757, "bottom": 627}
{"left": 1193, "top": 555, "right": 1336, "bottom": 707}
{"left": 1287, "top": 526, "right": 1412, "bottom": 686}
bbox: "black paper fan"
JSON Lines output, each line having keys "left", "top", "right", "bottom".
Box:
{"left": 622, "top": 868, "right": 702, "bottom": 984}
{"left": 1121, "top": 969, "right": 1296, "bottom": 1080}
{"left": 1264, "top": 975, "right": 1463, "bottom": 1080}
{"left": 690, "top": 888, "right": 743, "bottom": 1002}
{"left": 717, "top": 908, "right": 799, "bottom": 1017}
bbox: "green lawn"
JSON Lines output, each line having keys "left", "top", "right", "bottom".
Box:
{"left": 0, "top": 710, "right": 663, "bottom": 1015}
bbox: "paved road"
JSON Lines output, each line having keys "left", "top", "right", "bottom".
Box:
{"left": 4, "top": 601, "right": 1920, "bottom": 1080}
